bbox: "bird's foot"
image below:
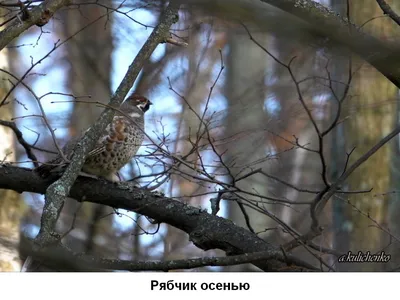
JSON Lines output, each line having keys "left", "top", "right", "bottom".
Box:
{"left": 78, "top": 171, "right": 101, "bottom": 180}
{"left": 124, "top": 177, "right": 141, "bottom": 188}
{"left": 115, "top": 181, "right": 141, "bottom": 192}
{"left": 78, "top": 171, "right": 120, "bottom": 183}
{"left": 152, "top": 190, "right": 165, "bottom": 197}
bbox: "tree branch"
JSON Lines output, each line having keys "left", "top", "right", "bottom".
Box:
{"left": 186, "top": 0, "right": 400, "bottom": 88}
{"left": 0, "top": 0, "right": 70, "bottom": 51}
{"left": 0, "top": 120, "right": 38, "bottom": 166}
{"left": 376, "top": 0, "right": 400, "bottom": 26}
{"left": 313, "top": 124, "right": 400, "bottom": 220}
{"left": 20, "top": 237, "right": 317, "bottom": 271}
{"left": 0, "top": 165, "right": 317, "bottom": 271}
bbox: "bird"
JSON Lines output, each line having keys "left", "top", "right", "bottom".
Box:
{"left": 35, "top": 94, "right": 152, "bottom": 182}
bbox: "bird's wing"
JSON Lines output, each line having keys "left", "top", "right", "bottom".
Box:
{"left": 34, "top": 134, "right": 81, "bottom": 177}
{"left": 86, "top": 117, "right": 128, "bottom": 159}
{"left": 35, "top": 117, "right": 129, "bottom": 177}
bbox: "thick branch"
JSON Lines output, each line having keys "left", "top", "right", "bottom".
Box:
{"left": 376, "top": 0, "right": 400, "bottom": 26}
{"left": 20, "top": 238, "right": 316, "bottom": 271}
{"left": 0, "top": 0, "right": 70, "bottom": 50}
{"left": 0, "top": 165, "right": 317, "bottom": 271}
{"left": 186, "top": 0, "right": 400, "bottom": 88}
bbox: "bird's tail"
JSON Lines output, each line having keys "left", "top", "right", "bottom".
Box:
{"left": 34, "top": 159, "right": 67, "bottom": 179}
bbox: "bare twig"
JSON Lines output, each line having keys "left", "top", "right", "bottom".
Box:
{"left": 0, "top": 68, "right": 68, "bottom": 162}
{"left": 0, "top": 120, "right": 38, "bottom": 166}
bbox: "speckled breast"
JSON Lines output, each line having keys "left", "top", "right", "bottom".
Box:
{"left": 84, "top": 117, "right": 144, "bottom": 173}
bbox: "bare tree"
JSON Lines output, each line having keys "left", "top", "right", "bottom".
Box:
{"left": 1, "top": 0, "right": 400, "bottom": 272}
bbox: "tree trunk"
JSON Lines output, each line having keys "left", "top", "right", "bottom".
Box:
{"left": 223, "top": 28, "right": 270, "bottom": 270}
{"left": 340, "top": 0, "right": 399, "bottom": 271}
{"left": 0, "top": 18, "right": 24, "bottom": 271}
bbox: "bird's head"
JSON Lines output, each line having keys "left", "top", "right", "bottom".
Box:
{"left": 121, "top": 94, "right": 152, "bottom": 116}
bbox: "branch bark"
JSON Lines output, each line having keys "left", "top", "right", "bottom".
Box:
{"left": 0, "top": 165, "right": 317, "bottom": 271}
{"left": 186, "top": 0, "right": 400, "bottom": 88}
{"left": 376, "top": 0, "right": 400, "bottom": 26}
{"left": 0, "top": 0, "right": 70, "bottom": 51}
{"left": 19, "top": 237, "right": 316, "bottom": 271}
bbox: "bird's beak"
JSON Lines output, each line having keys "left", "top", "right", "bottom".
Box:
{"left": 148, "top": 101, "right": 153, "bottom": 105}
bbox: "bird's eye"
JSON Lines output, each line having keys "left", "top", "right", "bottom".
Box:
{"left": 142, "top": 101, "right": 151, "bottom": 112}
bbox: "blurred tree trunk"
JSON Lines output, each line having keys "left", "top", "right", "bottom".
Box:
{"left": 268, "top": 34, "right": 329, "bottom": 265}
{"left": 59, "top": 1, "right": 116, "bottom": 256}
{"left": 389, "top": 94, "right": 400, "bottom": 270}
{"left": 330, "top": 0, "right": 352, "bottom": 271}
{"left": 224, "top": 28, "right": 271, "bottom": 271}
{"left": 0, "top": 23, "right": 24, "bottom": 271}
{"left": 272, "top": 35, "right": 326, "bottom": 237}
{"left": 385, "top": 2, "right": 400, "bottom": 271}
{"left": 163, "top": 14, "right": 222, "bottom": 261}
{"left": 340, "top": 0, "right": 399, "bottom": 271}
